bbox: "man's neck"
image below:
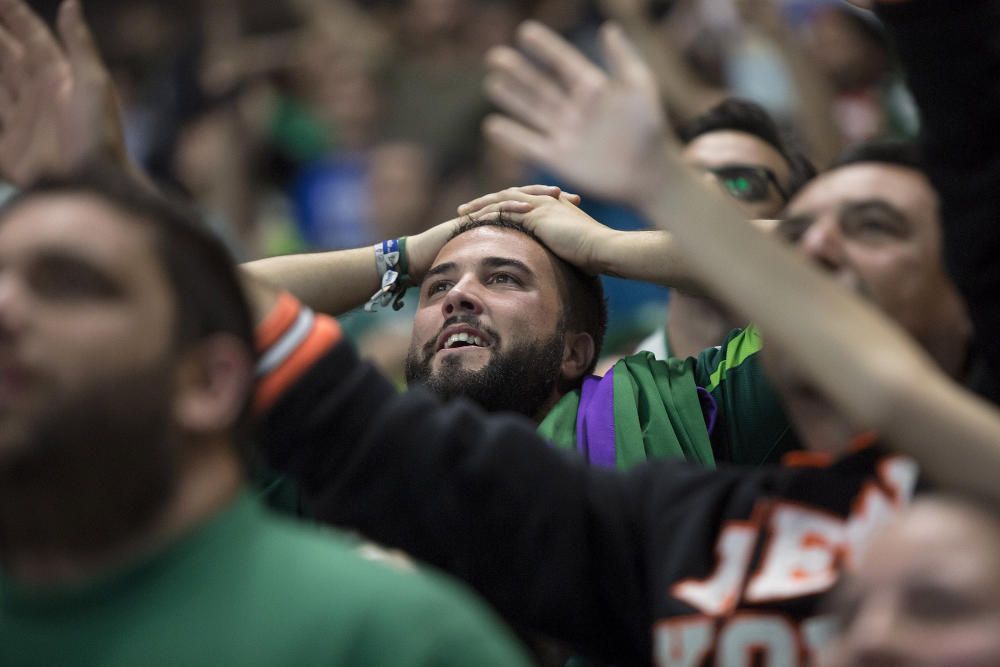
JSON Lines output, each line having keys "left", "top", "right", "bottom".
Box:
{"left": 0, "top": 442, "right": 243, "bottom": 586}
{"left": 666, "top": 293, "right": 738, "bottom": 359}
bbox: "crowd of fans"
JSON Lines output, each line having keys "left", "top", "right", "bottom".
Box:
{"left": 24, "top": 0, "right": 915, "bottom": 375}
{"left": 3, "top": 0, "right": 1000, "bottom": 665}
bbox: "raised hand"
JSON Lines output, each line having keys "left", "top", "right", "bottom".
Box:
{"left": 0, "top": 0, "right": 128, "bottom": 187}
{"left": 483, "top": 21, "right": 672, "bottom": 204}
{"left": 458, "top": 187, "right": 616, "bottom": 276}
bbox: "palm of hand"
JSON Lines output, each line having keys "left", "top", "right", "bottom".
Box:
{"left": 543, "top": 79, "right": 665, "bottom": 203}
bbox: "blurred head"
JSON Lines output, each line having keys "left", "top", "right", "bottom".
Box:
{"left": 779, "top": 140, "right": 966, "bottom": 351}
{"left": 766, "top": 141, "right": 970, "bottom": 449}
{"left": 825, "top": 497, "right": 1000, "bottom": 667}
{"left": 405, "top": 218, "right": 606, "bottom": 419}
{"left": 808, "top": 6, "right": 890, "bottom": 91}
{"left": 0, "top": 165, "right": 254, "bottom": 548}
{"left": 678, "top": 99, "right": 816, "bottom": 219}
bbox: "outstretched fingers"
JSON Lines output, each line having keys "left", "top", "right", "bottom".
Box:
{"left": 600, "top": 22, "right": 656, "bottom": 90}
{"left": 515, "top": 21, "right": 605, "bottom": 93}
{"left": 482, "top": 113, "right": 551, "bottom": 167}
{"left": 486, "top": 46, "right": 565, "bottom": 112}
{"left": 0, "top": 0, "right": 63, "bottom": 72}
{"left": 57, "top": 0, "right": 103, "bottom": 75}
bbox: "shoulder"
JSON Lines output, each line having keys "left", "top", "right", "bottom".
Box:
{"left": 250, "top": 512, "right": 530, "bottom": 665}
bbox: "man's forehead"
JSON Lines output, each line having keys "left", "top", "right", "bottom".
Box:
{"left": 433, "top": 226, "right": 554, "bottom": 272}
{"left": 788, "top": 162, "right": 937, "bottom": 218}
{"left": 0, "top": 194, "right": 158, "bottom": 275}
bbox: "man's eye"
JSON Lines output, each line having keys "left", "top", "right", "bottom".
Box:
{"left": 904, "top": 585, "right": 983, "bottom": 623}
{"left": 28, "top": 264, "right": 118, "bottom": 301}
{"left": 488, "top": 272, "right": 520, "bottom": 286}
{"left": 841, "top": 211, "right": 908, "bottom": 240}
{"left": 427, "top": 281, "right": 452, "bottom": 296}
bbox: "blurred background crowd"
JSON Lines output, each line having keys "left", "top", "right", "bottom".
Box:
{"left": 33, "top": 0, "right": 914, "bottom": 376}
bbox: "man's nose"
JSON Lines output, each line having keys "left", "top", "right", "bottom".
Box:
{"left": 798, "top": 216, "right": 847, "bottom": 273}
{"left": 442, "top": 277, "right": 485, "bottom": 317}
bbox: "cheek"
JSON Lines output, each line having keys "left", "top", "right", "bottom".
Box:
{"left": 849, "top": 249, "right": 928, "bottom": 310}
{"left": 33, "top": 305, "right": 172, "bottom": 387}
{"left": 905, "top": 622, "right": 1000, "bottom": 667}
{"left": 411, "top": 306, "right": 441, "bottom": 345}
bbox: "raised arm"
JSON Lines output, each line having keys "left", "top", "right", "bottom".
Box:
{"left": 482, "top": 19, "right": 1000, "bottom": 505}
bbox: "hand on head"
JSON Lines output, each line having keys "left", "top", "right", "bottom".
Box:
{"left": 457, "top": 186, "right": 612, "bottom": 276}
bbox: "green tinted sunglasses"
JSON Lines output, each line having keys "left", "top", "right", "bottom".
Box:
{"left": 706, "top": 165, "right": 789, "bottom": 203}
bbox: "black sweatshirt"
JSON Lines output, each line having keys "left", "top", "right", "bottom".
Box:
{"left": 261, "top": 341, "right": 915, "bottom": 666}
{"left": 878, "top": 0, "right": 1000, "bottom": 403}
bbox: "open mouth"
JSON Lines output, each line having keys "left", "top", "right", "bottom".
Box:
{"left": 436, "top": 326, "right": 493, "bottom": 353}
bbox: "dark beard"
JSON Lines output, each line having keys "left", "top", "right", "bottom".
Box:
{"left": 0, "top": 361, "right": 179, "bottom": 567}
{"left": 405, "top": 326, "right": 566, "bottom": 418}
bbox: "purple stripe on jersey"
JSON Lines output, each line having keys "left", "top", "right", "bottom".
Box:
{"left": 576, "top": 370, "right": 617, "bottom": 468}
{"left": 697, "top": 386, "right": 718, "bottom": 436}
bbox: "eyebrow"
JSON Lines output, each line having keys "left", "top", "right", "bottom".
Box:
{"left": 840, "top": 199, "right": 908, "bottom": 221}
{"left": 30, "top": 250, "right": 125, "bottom": 296}
{"left": 423, "top": 257, "right": 536, "bottom": 280}
{"left": 481, "top": 256, "right": 534, "bottom": 277}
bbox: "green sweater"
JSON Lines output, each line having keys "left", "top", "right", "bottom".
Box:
{"left": 0, "top": 493, "right": 530, "bottom": 667}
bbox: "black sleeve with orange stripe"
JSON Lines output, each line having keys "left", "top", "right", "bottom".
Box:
{"left": 254, "top": 292, "right": 345, "bottom": 414}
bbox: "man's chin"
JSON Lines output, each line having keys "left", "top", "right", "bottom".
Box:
{"left": 434, "top": 347, "right": 492, "bottom": 372}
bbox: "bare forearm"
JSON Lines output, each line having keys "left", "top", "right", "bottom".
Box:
{"left": 242, "top": 246, "right": 378, "bottom": 317}
{"left": 600, "top": 230, "right": 698, "bottom": 291}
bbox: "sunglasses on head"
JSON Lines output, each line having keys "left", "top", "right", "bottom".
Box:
{"left": 705, "top": 165, "right": 789, "bottom": 203}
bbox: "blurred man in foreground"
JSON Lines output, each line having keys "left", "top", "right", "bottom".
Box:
{"left": 0, "top": 166, "right": 528, "bottom": 667}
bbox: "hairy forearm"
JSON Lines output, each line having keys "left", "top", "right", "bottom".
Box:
{"left": 242, "top": 246, "right": 378, "bottom": 317}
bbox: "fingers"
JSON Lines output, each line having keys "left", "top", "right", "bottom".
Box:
{"left": 0, "top": 22, "right": 22, "bottom": 99}
{"left": 468, "top": 210, "right": 527, "bottom": 226}
{"left": 484, "top": 71, "right": 557, "bottom": 136}
{"left": 484, "top": 46, "right": 565, "bottom": 133}
{"left": 515, "top": 21, "right": 605, "bottom": 92}
{"left": 482, "top": 113, "right": 551, "bottom": 166}
{"left": 600, "top": 22, "right": 656, "bottom": 90}
{"left": 58, "top": 0, "right": 104, "bottom": 73}
{"left": 0, "top": 0, "right": 63, "bottom": 71}
{"left": 458, "top": 186, "right": 557, "bottom": 216}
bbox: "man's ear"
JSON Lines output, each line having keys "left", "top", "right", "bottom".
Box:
{"left": 561, "top": 331, "right": 596, "bottom": 383}
{"left": 173, "top": 334, "right": 255, "bottom": 436}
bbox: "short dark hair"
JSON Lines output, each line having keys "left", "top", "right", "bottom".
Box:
{"left": 0, "top": 164, "right": 257, "bottom": 450}
{"left": 831, "top": 138, "right": 924, "bottom": 173}
{"left": 677, "top": 98, "right": 817, "bottom": 196}
{"left": 448, "top": 216, "right": 608, "bottom": 378}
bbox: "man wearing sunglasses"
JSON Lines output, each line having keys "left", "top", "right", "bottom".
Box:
{"left": 635, "top": 98, "right": 815, "bottom": 361}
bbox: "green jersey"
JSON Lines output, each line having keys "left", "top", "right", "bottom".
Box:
{"left": 538, "top": 326, "right": 797, "bottom": 469}
{"left": 0, "top": 493, "right": 530, "bottom": 667}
